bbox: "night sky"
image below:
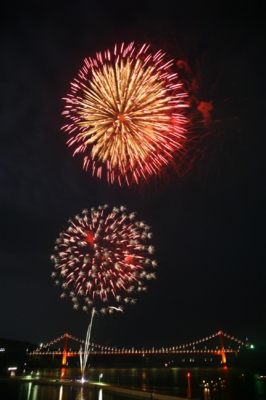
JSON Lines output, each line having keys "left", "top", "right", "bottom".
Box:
{"left": 1, "top": 1, "right": 265, "bottom": 350}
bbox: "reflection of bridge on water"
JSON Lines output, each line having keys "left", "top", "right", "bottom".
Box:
{"left": 30, "top": 330, "right": 247, "bottom": 366}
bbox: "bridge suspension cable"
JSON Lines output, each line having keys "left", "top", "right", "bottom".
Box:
{"left": 35, "top": 330, "right": 246, "bottom": 354}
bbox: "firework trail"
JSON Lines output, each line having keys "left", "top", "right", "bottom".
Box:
{"left": 51, "top": 205, "right": 156, "bottom": 314}
{"left": 62, "top": 42, "right": 188, "bottom": 185}
{"left": 79, "top": 307, "right": 95, "bottom": 382}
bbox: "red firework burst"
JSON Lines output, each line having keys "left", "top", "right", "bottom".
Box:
{"left": 62, "top": 42, "right": 188, "bottom": 185}
{"left": 51, "top": 205, "right": 156, "bottom": 313}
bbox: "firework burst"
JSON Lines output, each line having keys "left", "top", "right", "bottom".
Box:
{"left": 51, "top": 205, "right": 156, "bottom": 314}
{"left": 62, "top": 42, "right": 188, "bottom": 185}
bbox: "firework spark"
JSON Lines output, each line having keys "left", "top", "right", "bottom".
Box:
{"left": 62, "top": 42, "right": 188, "bottom": 185}
{"left": 51, "top": 205, "right": 156, "bottom": 314}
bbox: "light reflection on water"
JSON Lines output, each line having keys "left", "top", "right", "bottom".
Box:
{"left": 98, "top": 388, "right": 103, "bottom": 400}
{"left": 26, "top": 382, "right": 32, "bottom": 400}
{"left": 59, "top": 386, "right": 63, "bottom": 400}
{"left": 1, "top": 367, "right": 265, "bottom": 400}
{"left": 18, "top": 382, "right": 103, "bottom": 400}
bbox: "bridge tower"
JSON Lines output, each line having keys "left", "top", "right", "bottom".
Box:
{"left": 62, "top": 333, "right": 68, "bottom": 366}
{"left": 219, "top": 330, "right": 227, "bottom": 364}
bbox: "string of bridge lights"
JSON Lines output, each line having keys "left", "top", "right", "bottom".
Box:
{"left": 34, "top": 331, "right": 245, "bottom": 353}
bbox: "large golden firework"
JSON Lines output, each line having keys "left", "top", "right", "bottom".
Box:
{"left": 62, "top": 42, "right": 188, "bottom": 185}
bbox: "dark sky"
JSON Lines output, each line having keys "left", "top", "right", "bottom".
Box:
{"left": 1, "top": 0, "right": 265, "bottom": 350}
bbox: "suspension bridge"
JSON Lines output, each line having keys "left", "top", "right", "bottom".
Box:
{"left": 30, "top": 330, "right": 247, "bottom": 366}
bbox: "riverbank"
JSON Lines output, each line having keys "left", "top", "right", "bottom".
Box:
{"left": 0, "top": 377, "right": 200, "bottom": 400}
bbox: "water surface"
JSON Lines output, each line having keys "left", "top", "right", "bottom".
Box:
{"left": 1, "top": 367, "right": 265, "bottom": 400}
